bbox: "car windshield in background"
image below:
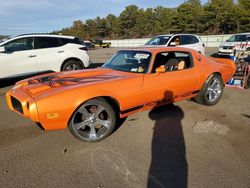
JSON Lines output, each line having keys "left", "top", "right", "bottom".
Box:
{"left": 0, "top": 37, "right": 11, "bottom": 44}
{"left": 103, "top": 50, "right": 152, "bottom": 73}
{"left": 145, "top": 36, "right": 171, "bottom": 45}
{"left": 227, "top": 34, "right": 250, "bottom": 42}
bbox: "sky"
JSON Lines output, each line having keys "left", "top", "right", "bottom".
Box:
{"left": 0, "top": 0, "right": 207, "bottom": 36}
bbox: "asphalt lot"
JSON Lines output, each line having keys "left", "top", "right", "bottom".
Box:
{"left": 0, "top": 47, "right": 250, "bottom": 188}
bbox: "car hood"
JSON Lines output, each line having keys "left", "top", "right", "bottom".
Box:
{"left": 16, "top": 68, "right": 137, "bottom": 95}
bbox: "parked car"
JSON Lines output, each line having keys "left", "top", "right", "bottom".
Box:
{"left": 93, "top": 39, "right": 111, "bottom": 48}
{"left": 218, "top": 33, "right": 250, "bottom": 56}
{"left": 84, "top": 40, "right": 95, "bottom": 50}
{"left": 145, "top": 34, "right": 205, "bottom": 54}
{"left": 0, "top": 34, "right": 91, "bottom": 79}
{"left": 226, "top": 47, "right": 250, "bottom": 89}
{"left": 6, "top": 47, "right": 235, "bottom": 142}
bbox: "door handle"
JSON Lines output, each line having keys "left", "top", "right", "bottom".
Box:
{"left": 28, "top": 55, "right": 36, "bottom": 58}
{"left": 58, "top": 50, "right": 64, "bottom": 53}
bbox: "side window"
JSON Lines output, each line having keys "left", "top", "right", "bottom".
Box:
{"left": 152, "top": 51, "right": 193, "bottom": 73}
{"left": 35, "top": 37, "right": 61, "bottom": 49}
{"left": 4, "top": 37, "right": 34, "bottom": 53}
{"left": 169, "top": 36, "right": 180, "bottom": 46}
{"left": 236, "top": 35, "right": 247, "bottom": 42}
{"left": 247, "top": 35, "right": 250, "bottom": 41}
{"left": 180, "top": 35, "right": 199, "bottom": 45}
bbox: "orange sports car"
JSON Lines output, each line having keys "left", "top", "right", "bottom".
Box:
{"left": 6, "top": 47, "right": 235, "bottom": 142}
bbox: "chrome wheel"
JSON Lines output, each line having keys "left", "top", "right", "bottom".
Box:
{"left": 205, "top": 77, "right": 223, "bottom": 103}
{"left": 65, "top": 64, "right": 80, "bottom": 71}
{"left": 69, "top": 99, "right": 115, "bottom": 142}
{"left": 194, "top": 74, "right": 224, "bottom": 106}
{"left": 62, "top": 60, "right": 83, "bottom": 71}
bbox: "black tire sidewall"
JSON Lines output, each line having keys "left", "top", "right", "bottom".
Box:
{"left": 68, "top": 99, "right": 116, "bottom": 142}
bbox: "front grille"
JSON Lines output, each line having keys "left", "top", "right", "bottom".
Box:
{"left": 11, "top": 96, "right": 23, "bottom": 114}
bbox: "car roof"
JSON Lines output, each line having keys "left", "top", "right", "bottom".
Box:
{"left": 8, "top": 34, "right": 75, "bottom": 40}
{"left": 154, "top": 33, "right": 199, "bottom": 37}
{"left": 25, "top": 34, "right": 74, "bottom": 38}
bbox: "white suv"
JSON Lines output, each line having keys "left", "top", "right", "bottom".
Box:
{"left": 218, "top": 33, "right": 250, "bottom": 55}
{"left": 0, "top": 34, "right": 91, "bottom": 79}
{"left": 145, "top": 34, "right": 205, "bottom": 54}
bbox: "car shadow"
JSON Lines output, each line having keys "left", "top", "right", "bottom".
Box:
{"left": 241, "top": 113, "right": 250, "bottom": 119}
{"left": 111, "top": 117, "right": 127, "bottom": 135}
{"left": 88, "top": 63, "right": 104, "bottom": 69}
{"left": 147, "top": 91, "right": 187, "bottom": 188}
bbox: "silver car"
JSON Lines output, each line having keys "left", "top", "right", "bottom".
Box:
{"left": 218, "top": 33, "right": 250, "bottom": 56}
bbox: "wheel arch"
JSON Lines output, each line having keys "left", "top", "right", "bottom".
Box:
{"left": 60, "top": 57, "right": 84, "bottom": 71}
{"left": 204, "top": 72, "right": 222, "bottom": 84}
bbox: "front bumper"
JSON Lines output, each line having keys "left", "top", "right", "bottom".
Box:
{"left": 6, "top": 87, "right": 39, "bottom": 122}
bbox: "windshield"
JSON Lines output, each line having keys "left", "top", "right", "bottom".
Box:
{"left": 145, "top": 36, "right": 171, "bottom": 45}
{"left": 227, "top": 34, "right": 250, "bottom": 42}
{"left": 102, "top": 50, "right": 152, "bottom": 73}
{"left": 0, "top": 37, "right": 10, "bottom": 44}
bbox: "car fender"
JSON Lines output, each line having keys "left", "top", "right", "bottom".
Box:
{"left": 36, "top": 87, "right": 121, "bottom": 130}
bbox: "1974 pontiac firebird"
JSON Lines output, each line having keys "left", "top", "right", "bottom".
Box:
{"left": 6, "top": 47, "right": 235, "bottom": 142}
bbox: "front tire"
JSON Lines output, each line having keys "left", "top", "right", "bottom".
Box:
{"left": 62, "top": 60, "right": 84, "bottom": 71}
{"left": 194, "top": 74, "right": 224, "bottom": 106}
{"left": 68, "top": 99, "right": 116, "bottom": 142}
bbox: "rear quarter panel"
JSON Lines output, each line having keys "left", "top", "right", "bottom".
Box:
{"left": 192, "top": 51, "right": 235, "bottom": 87}
{"left": 208, "top": 57, "right": 236, "bottom": 83}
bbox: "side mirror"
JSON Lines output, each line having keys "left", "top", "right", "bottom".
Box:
{"left": 169, "top": 42, "right": 176, "bottom": 46}
{"left": 155, "top": 65, "right": 165, "bottom": 74}
{"left": 0, "top": 46, "right": 5, "bottom": 53}
{"left": 226, "top": 39, "right": 229, "bottom": 42}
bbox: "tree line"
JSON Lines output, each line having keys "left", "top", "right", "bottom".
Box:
{"left": 52, "top": 0, "right": 250, "bottom": 40}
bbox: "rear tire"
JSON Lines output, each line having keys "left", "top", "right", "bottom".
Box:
{"left": 194, "top": 74, "right": 224, "bottom": 106}
{"left": 62, "top": 60, "right": 84, "bottom": 71}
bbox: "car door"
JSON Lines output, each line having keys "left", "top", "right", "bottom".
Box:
{"left": 141, "top": 51, "right": 200, "bottom": 108}
{"left": 34, "top": 37, "right": 64, "bottom": 72}
{"left": 0, "top": 37, "right": 37, "bottom": 78}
